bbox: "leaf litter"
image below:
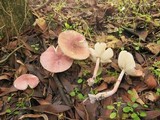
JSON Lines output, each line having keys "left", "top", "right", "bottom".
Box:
{"left": 0, "top": 0, "right": 160, "bottom": 119}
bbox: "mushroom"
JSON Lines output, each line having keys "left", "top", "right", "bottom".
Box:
{"left": 87, "top": 42, "right": 114, "bottom": 86}
{"left": 58, "top": 30, "right": 90, "bottom": 60}
{"left": 13, "top": 74, "right": 40, "bottom": 90}
{"left": 40, "top": 46, "right": 73, "bottom": 73}
{"left": 88, "top": 50, "right": 144, "bottom": 103}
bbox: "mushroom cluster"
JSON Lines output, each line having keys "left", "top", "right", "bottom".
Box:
{"left": 13, "top": 30, "right": 144, "bottom": 104}
{"left": 88, "top": 50, "right": 144, "bottom": 103}
{"left": 40, "top": 30, "right": 90, "bottom": 73}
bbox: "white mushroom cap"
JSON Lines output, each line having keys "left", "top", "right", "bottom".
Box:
{"left": 118, "top": 51, "right": 143, "bottom": 76}
{"left": 40, "top": 46, "right": 73, "bottom": 73}
{"left": 13, "top": 74, "right": 39, "bottom": 90}
{"left": 58, "top": 30, "right": 90, "bottom": 60}
{"left": 89, "top": 42, "right": 114, "bottom": 63}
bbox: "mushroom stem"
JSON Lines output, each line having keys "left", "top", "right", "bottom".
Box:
{"left": 87, "top": 57, "right": 100, "bottom": 86}
{"left": 88, "top": 69, "right": 125, "bottom": 103}
{"left": 93, "top": 57, "right": 100, "bottom": 79}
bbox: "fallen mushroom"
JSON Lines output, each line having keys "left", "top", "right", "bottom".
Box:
{"left": 40, "top": 46, "right": 73, "bottom": 73}
{"left": 13, "top": 74, "right": 40, "bottom": 90}
{"left": 88, "top": 50, "right": 144, "bottom": 103}
{"left": 58, "top": 30, "right": 90, "bottom": 60}
{"left": 87, "top": 42, "right": 114, "bottom": 86}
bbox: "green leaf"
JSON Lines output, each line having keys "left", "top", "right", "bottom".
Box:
{"left": 131, "top": 97, "right": 136, "bottom": 102}
{"left": 6, "top": 109, "right": 12, "bottom": 113}
{"left": 123, "top": 106, "right": 132, "bottom": 113}
{"left": 77, "top": 93, "right": 84, "bottom": 100}
{"left": 132, "top": 103, "right": 139, "bottom": 108}
{"left": 143, "top": 104, "right": 148, "bottom": 108}
{"left": 110, "top": 112, "right": 117, "bottom": 119}
{"left": 122, "top": 113, "right": 129, "bottom": 119}
{"left": 77, "top": 78, "right": 83, "bottom": 84}
{"left": 131, "top": 113, "right": 138, "bottom": 118}
{"left": 70, "top": 91, "right": 76, "bottom": 97}
{"left": 139, "top": 111, "right": 147, "bottom": 117}
{"left": 133, "top": 116, "right": 140, "bottom": 120}
{"left": 106, "top": 105, "right": 115, "bottom": 110}
{"left": 128, "top": 90, "right": 133, "bottom": 95}
{"left": 64, "top": 22, "right": 71, "bottom": 29}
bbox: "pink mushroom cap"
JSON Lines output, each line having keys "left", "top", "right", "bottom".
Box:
{"left": 13, "top": 74, "right": 40, "bottom": 90}
{"left": 58, "top": 30, "right": 90, "bottom": 60}
{"left": 40, "top": 46, "right": 73, "bottom": 73}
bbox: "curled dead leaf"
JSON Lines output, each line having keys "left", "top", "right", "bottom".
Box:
{"left": 144, "top": 73, "right": 157, "bottom": 89}
{"left": 145, "top": 91, "right": 160, "bottom": 102}
{"left": 34, "top": 17, "right": 47, "bottom": 31}
{"left": 19, "top": 114, "right": 48, "bottom": 120}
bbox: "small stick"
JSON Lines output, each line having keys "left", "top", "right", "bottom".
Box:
{"left": 52, "top": 74, "right": 72, "bottom": 106}
{"left": 0, "top": 45, "right": 23, "bottom": 64}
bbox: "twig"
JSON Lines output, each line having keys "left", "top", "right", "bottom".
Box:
{"left": 52, "top": 74, "right": 72, "bottom": 106}
{"left": 0, "top": 45, "right": 23, "bottom": 64}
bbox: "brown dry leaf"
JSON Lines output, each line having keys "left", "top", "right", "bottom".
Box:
{"left": 0, "top": 74, "right": 10, "bottom": 81}
{"left": 29, "top": 104, "right": 71, "bottom": 114}
{"left": 103, "top": 76, "right": 117, "bottom": 84}
{"left": 100, "top": 97, "right": 113, "bottom": 119}
{"left": 137, "top": 30, "right": 149, "bottom": 41}
{"left": 5, "top": 40, "right": 18, "bottom": 50}
{"left": 58, "top": 74, "right": 77, "bottom": 93}
{"left": 15, "top": 65, "right": 28, "bottom": 77}
{"left": 75, "top": 105, "right": 86, "bottom": 120}
{"left": 134, "top": 82, "right": 148, "bottom": 92}
{"left": 146, "top": 43, "right": 160, "bottom": 55}
{"left": 145, "top": 91, "right": 160, "bottom": 102}
{"left": 84, "top": 101, "right": 98, "bottom": 120}
{"left": 95, "top": 82, "right": 108, "bottom": 92}
{"left": 135, "top": 52, "right": 145, "bottom": 64}
{"left": 146, "top": 110, "right": 160, "bottom": 120}
{"left": 144, "top": 73, "right": 157, "bottom": 89}
{"left": 128, "top": 88, "right": 145, "bottom": 105}
{"left": 0, "top": 86, "right": 17, "bottom": 97}
{"left": 19, "top": 114, "right": 48, "bottom": 120}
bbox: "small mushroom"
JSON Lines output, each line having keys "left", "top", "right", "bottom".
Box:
{"left": 40, "top": 46, "right": 73, "bottom": 73}
{"left": 13, "top": 74, "right": 40, "bottom": 90}
{"left": 87, "top": 42, "right": 114, "bottom": 86}
{"left": 58, "top": 30, "right": 90, "bottom": 60}
{"left": 88, "top": 50, "right": 144, "bottom": 103}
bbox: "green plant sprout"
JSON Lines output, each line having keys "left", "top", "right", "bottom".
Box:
{"left": 106, "top": 70, "right": 118, "bottom": 77}
{"left": 31, "top": 43, "right": 40, "bottom": 51}
{"left": 106, "top": 101, "right": 122, "bottom": 119}
{"left": 70, "top": 87, "right": 86, "bottom": 100}
{"left": 133, "top": 42, "right": 142, "bottom": 51}
{"left": 150, "top": 61, "right": 160, "bottom": 82}
{"left": 122, "top": 102, "right": 147, "bottom": 120}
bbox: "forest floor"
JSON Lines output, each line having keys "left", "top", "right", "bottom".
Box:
{"left": 0, "top": 0, "right": 160, "bottom": 120}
